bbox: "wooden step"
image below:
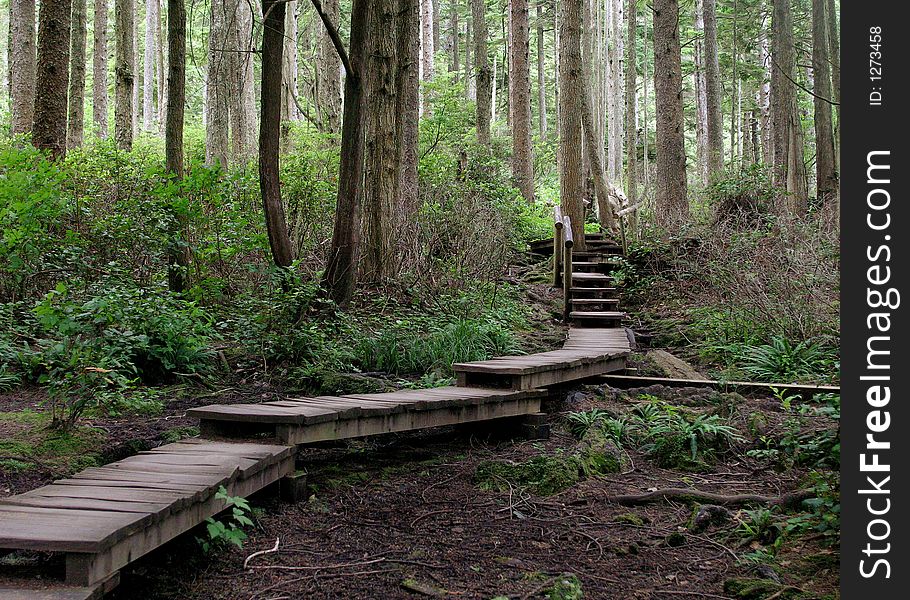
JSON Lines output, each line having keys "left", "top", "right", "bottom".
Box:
{"left": 568, "top": 286, "right": 618, "bottom": 296}
{"left": 569, "top": 310, "right": 625, "bottom": 320}
{"left": 570, "top": 298, "right": 620, "bottom": 307}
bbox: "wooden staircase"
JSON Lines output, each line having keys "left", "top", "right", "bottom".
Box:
{"left": 551, "top": 209, "right": 627, "bottom": 328}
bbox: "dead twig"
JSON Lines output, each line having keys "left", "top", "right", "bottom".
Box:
{"left": 244, "top": 537, "right": 280, "bottom": 569}
{"left": 602, "top": 488, "right": 814, "bottom": 509}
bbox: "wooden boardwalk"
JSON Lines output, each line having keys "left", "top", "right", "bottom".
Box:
{"left": 0, "top": 229, "right": 629, "bottom": 598}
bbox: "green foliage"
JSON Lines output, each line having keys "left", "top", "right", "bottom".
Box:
{"left": 741, "top": 336, "right": 837, "bottom": 383}
{"left": 706, "top": 165, "right": 777, "bottom": 228}
{"left": 198, "top": 486, "right": 254, "bottom": 552}
{"left": 737, "top": 508, "right": 781, "bottom": 546}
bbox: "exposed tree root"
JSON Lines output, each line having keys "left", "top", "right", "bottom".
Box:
{"left": 604, "top": 488, "right": 815, "bottom": 509}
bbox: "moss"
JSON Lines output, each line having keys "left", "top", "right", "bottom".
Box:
{"left": 476, "top": 456, "right": 580, "bottom": 496}
{"left": 615, "top": 512, "right": 646, "bottom": 526}
{"left": 0, "top": 440, "right": 34, "bottom": 456}
{"left": 666, "top": 532, "right": 687, "bottom": 547}
{"left": 0, "top": 459, "right": 31, "bottom": 472}
{"left": 161, "top": 426, "right": 200, "bottom": 444}
{"left": 576, "top": 428, "right": 622, "bottom": 475}
{"left": 723, "top": 578, "right": 805, "bottom": 600}
{"left": 649, "top": 433, "right": 709, "bottom": 471}
{"left": 545, "top": 574, "right": 584, "bottom": 600}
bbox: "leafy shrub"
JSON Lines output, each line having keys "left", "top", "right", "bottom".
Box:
{"left": 707, "top": 164, "right": 777, "bottom": 228}
{"left": 198, "top": 486, "right": 255, "bottom": 552}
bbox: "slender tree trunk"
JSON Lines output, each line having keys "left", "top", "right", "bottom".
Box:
{"left": 143, "top": 0, "right": 156, "bottom": 131}
{"left": 315, "top": 0, "right": 342, "bottom": 132}
{"left": 260, "top": 0, "right": 294, "bottom": 269}
{"left": 642, "top": 1, "right": 649, "bottom": 191}
{"left": 32, "top": 0, "right": 72, "bottom": 159}
{"left": 536, "top": 2, "right": 547, "bottom": 140}
{"left": 280, "top": 0, "right": 300, "bottom": 149}
{"left": 449, "top": 4, "right": 459, "bottom": 79}
{"left": 432, "top": 0, "right": 440, "bottom": 51}
{"left": 165, "top": 0, "right": 189, "bottom": 292}
{"left": 472, "top": 0, "right": 491, "bottom": 145}
{"left": 205, "top": 0, "right": 228, "bottom": 166}
{"left": 825, "top": 0, "right": 839, "bottom": 169}
{"left": 510, "top": 0, "right": 534, "bottom": 201}
{"left": 93, "top": 0, "right": 109, "bottom": 138}
{"left": 156, "top": 0, "right": 166, "bottom": 130}
{"left": 319, "top": 0, "right": 368, "bottom": 305}
{"left": 652, "top": 0, "right": 688, "bottom": 227}
{"left": 703, "top": 0, "right": 723, "bottom": 176}
{"left": 420, "top": 0, "right": 435, "bottom": 84}
{"left": 693, "top": 0, "right": 708, "bottom": 184}
{"left": 362, "top": 0, "right": 400, "bottom": 281}
{"left": 465, "top": 13, "right": 474, "bottom": 100}
{"left": 235, "top": 0, "right": 257, "bottom": 158}
{"left": 115, "top": 0, "right": 135, "bottom": 150}
{"left": 132, "top": 7, "right": 139, "bottom": 137}
{"left": 610, "top": 0, "right": 623, "bottom": 184}
{"left": 812, "top": 0, "right": 836, "bottom": 201}
{"left": 558, "top": 0, "right": 586, "bottom": 251}
{"left": 759, "top": 6, "right": 771, "bottom": 163}
{"left": 67, "top": 0, "right": 88, "bottom": 148}
{"left": 624, "top": 0, "right": 637, "bottom": 230}
{"left": 10, "top": 0, "right": 37, "bottom": 136}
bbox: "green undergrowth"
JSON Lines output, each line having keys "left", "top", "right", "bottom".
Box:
{"left": 0, "top": 409, "right": 104, "bottom": 474}
{"left": 475, "top": 428, "right": 623, "bottom": 496}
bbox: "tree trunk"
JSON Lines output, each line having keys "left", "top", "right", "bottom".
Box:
{"left": 280, "top": 0, "right": 300, "bottom": 149}
{"left": 9, "top": 0, "right": 37, "bottom": 136}
{"left": 205, "top": 0, "right": 229, "bottom": 166}
{"left": 361, "top": 0, "right": 400, "bottom": 281}
{"left": 260, "top": 0, "right": 294, "bottom": 269}
{"left": 115, "top": 0, "right": 134, "bottom": 150}
{"left": 693, "top": 0, "right": 708, "bottom": 184}
{"left": 420, "top": 0, "right": 435, "bottom": 83}
{"left": 32, "top": 0, "right": 72, "bottom": 159}
{"left": 316, "top": 0, "right": 342, "bottom": 133}
{"left": 143, "top": 0, "right": 156, "bottom": 131}
{"left": 558, "top": 0, "right": 586, "bottom": 251}
{"left": 758, "top": 5, "right": 771, "bottom": 163}
{"left": 67, "top": 0, "right": 88, "bottom": 148}
{"left": 703, "top": 0, "right": 723, "bottom": 176}
{"left": 811, "top": 0, "right": 836, "bottom": 201}
{"left": 397, "top": 0, "right": 420, "bottom": 252}
{"left": 234, "top": 0, "right": 257, "bottom": 158}
{"left": 156, "top": 0, "right": 166, "bottom": 130}
{"left": 536, "top": 1, "right": 547, "bottom": 140}
{"left": 652, "top": 0, "right": 688, "bottom": 227}
{"left": 93, "top": 0, "right": 109, "bottom": 138}
{"left": 132, "top": 6, "right": 139, "bottom": 138}
{"left": 472, "top": 0, "right": 491, "bottom": 145}
{"left": 321, "top": 0, "right": 368, "bottom": 305}
{"left": 624, "top": 0, "right": 637, "bottom": 231}
{"left": 825, "top": 0, "right": 839, "bottom": 169}
{"left": 770, "top": 0, "right": 806, "bottom": 214}
{"left": 509, "top": 0, "right": 534, "bottom": 202}
{"left": 449, "top": 4, "right": 459, "bottom": 78}
{"left": 165, "top": 0, "right": 189, "bottom": 292}
{"left": 465, "top": 13, "right": 474, "bottom": 100}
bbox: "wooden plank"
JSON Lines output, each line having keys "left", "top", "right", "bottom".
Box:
{"left": 0, "top": 506, "right": 149, "bottom": 553}
{"left": 1, "top": 496, "right": 173, "bottom": 517}
{"left": 599, "top": 374, "right": 840, "bottom": 398}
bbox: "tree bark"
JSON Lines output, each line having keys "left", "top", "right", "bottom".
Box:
{"left": 536, "top": 1, "right": 547, "bottom": 141}
{"left": 9, "top": 0, "right": 37, "bottom": 136}
{"left": 260, "top": 0, "right": 294, "bottom": 269}
{"left": 114, "top": 0, "right": 135, "bottom": 150}
{"left": 624, "top": 0, "right": 637, "bottom": 232}
{"left": 361, "top": 0, "right": 400, "bottom": 281}
{"left": 652, "top": 0, "right": 688, "bottom": 227}
{"left": 771, "top": 0, "right": 806, "bottom": 214}
{"left": 316, "top": 0, "right": 342, "bottom": 133}
{"left": 420, "top": 0, "right": 435, "bottom": 83}
{"left": 165, "top": 0, "right": 189, "bottom": 292}
{"left": 825, "top": 0, "right": 839, "bottom": 169}
{"left": 811, "top": 0, "right": 836, "bottom": 202}
{"left": 234, "top": 0, "right": 257, "bottom": 158}
{"left": 558, "top": 0, "right": 586, "bottom": 251}
{"left": 143, "top": 0, "right": 157, "bottom": 132}
{"left": 32, "top": 0, "right": 72, "bottom": 159}
{"left": 509, "top": 0, "right": 534, "bottom": 202}
{"left": 280, "top": 0, "right": 300, "bottom": 149}
{"left": 472, "top": 0, "right": 492, "bottom": 145}
{"left": 693, "top": 0, "right": 708, "bottom": 184}
{"left": 397, "top": 0, "right": 420, "bottom": 249}
{"left": 465, "top": 13, "right": 474, "bottom": 100}
{"left": 67, "top": 0, "right": 88, "bottom": 148}
{"left": 205, "top": 0, "right": 229, "bottom": 166}
{"left": 449, "top": 4, "right": 459, "bottom": 78}
{"left": 319, "top": 0, "right": 368, "bottom": 305}
{"left": 703, "top": 0, "right": 723, "bottom": 177}
{"left": 93, "top": 0, "right": 109, "bottom": 138}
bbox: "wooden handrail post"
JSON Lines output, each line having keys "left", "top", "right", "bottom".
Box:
{"left": 553, "top": 206, "right": 564, "bottom": 287}
{"left": 562, "top": 215, "right": 574, "bottom": 321}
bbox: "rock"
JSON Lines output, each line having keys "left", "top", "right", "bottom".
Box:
{"left": 615, "top": 512, "right": 647, "bottom": 526}
{"left": 646, "top": 349, "right": 706, "bottom": 380}
{"left": 690, "top": 504, "right": 733, "bottom": 532}
{"left": 545, "top": 574, "right": 584, "bottom": 600}
{"left": 753, "top": 564, "right": 781, "bottom": 583}
{"left": 576, "top": 427, "right": 623, "bottom": 475}
{"left": 565, "top": 390, "right": 592, "bottom": 407}
{"left": 665, "top": 532, "right": 687, "bottom": 547}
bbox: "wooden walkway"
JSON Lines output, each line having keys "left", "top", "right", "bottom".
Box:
{"left": 0, "top": 230, "right": 629, "bottom": 598}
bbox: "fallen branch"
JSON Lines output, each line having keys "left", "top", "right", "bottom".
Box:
{"left": 603, "top": 488, "right": 815, "bottom": 509}
{"left": 244, "top": 537, "right": 280, "bottom": 569}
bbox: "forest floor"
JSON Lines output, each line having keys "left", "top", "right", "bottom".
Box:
{"left": 0, "top": 275, "right": 839, "bottom": 600}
